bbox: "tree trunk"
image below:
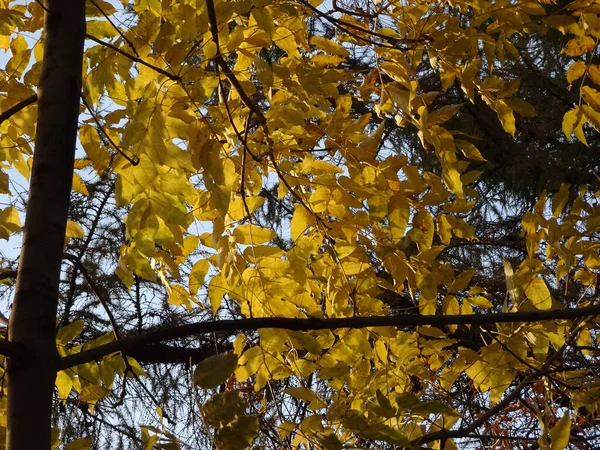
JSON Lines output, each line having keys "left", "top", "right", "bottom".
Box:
{"left": 6, "top": 1, "right": 85, "bottom": 449}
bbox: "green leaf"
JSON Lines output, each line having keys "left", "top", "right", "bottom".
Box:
{"left": 193, "top": 351, "right": 238, "bottom": 389}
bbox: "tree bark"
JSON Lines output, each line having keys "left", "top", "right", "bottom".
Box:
{"left": 6, "top": 1, "right": 85, "bottom": 449}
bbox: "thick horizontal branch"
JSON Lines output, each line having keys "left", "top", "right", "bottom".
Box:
{"left": 59, "top": 304, "right": 600, "bottom": 369}
{"left": 0, "top": 270, "right": 17, "bottom": 281}
{"left": 0, "top": 95, "right": 38, "bottom": 125}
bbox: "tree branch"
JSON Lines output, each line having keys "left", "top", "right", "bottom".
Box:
{"left": 414, "top": 312, "right": 595, "bottom": 446}
{"left": 59, "top": 304, "right": 600, "bottom": 369}
{"left": 85, "top": 34, "right": 180, "bottom": 81}
{"left": 205, "top": 0, "right": 267, "bottom": 124}
{"left": 87, "top": 0, "right": 139, "bottom": 57}
{"left": 0, "top": 94, "right": 38, "bottom": 126}
{"left": 0, "top": 340, "right": 26, "bottom": 358}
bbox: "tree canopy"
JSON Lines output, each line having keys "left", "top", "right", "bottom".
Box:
{"left": 1, "top": 0, "right": 600, "bottom": 449}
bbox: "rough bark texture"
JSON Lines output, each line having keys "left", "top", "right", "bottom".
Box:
{"left": 6, "top": 1, "right": 85, "bottom": 449}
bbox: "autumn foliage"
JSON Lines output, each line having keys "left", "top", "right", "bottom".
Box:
{"left": 1, "top": 0, "right": 600, "bottom": 448}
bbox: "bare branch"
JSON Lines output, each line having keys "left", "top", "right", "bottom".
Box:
{"left": 205, "top": 0, "right": 267, "bottom": 124}
{"left": 80, "top": 95, "right": 140, "bottom": 165}
{"left": 0, "top": 95, "right": 38, "bottom": 126}
{"left": 60, "top": 303, "right": 600, "bottom": 369}
{"left": 87, "top": 0, "right": 139, "bottom": 57}
{"left": 85, "top": 34, "right": 180, "bottom": 81}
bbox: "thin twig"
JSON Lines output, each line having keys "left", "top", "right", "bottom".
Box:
{"left": 296, "top": 0, "right": 428, "bottom": 48}
{"left": 87, "top": 0, "right": 139, "bottom": 56}
{"left": 85, "top": 34, "right": 180, "bottom": 81}
{"left": 81, "top": 95, "right": 140, "bottom": 165}
{"left": 415, "top": 313, "right": 597, "bottom": 446}
{"left": 205, "top": 0, "right": 267, "bottom": 124}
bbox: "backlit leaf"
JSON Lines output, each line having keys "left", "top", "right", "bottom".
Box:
{"left": 524, "top": 277, "right": 552, "bottom": 310}
{"left": 550, "top": 415, "right": 571, "bottom": 450}
{"left": 233, "top": 224, "right": 275, "bottom": 244}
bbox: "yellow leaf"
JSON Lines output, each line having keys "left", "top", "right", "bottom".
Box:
{"left": 552, "top": 183, "right": 570, "bottom": 217}
{"left": 72, "top": 172, "right": 89, "bottom": 196}
{"left": 86, "top": 20, "right": 119, "bottom": 38}
{"left": 290, "top": 206, "right": 315, "bottom": 241}
{"left": 310, "top": 36, "right": 349, "bottom": 57}
{"left": 273, "top": 27, "right": 300, "bottom": 58}
{"left": 524, "top": 277, "right": 552, "bottom": 310}
{"left": 437, "top": 214, "right": 452, "bottom": 245}
{"left": 503, "top": 259, "right": 524, "bottom": 305}
{"left": 228, "top": 197, "right": 264, "bottom": 222}
{"left": 567, "top": 61, "right": 587, "bottom": 85}
{"left": 0, "top": 170, "right": 8, "bottom": 194}
{"left": 550, "top": 415, "right": 571, "bottom": 450}
{"left": 442, "top": 166, "right": 465, "bottom": 199}
{"left": 545, "top": 15, "right": 577, "bottom": 34}
{"left": 448, "top": 269, "right": 476, "bottom": 293}
{"left": 193, "top": 352, "right": 238, "bottom": 389}
{"left": 589, "top": 64, "right": 600, "bottom": 86}
{"left": 66, "top": 220, "right": 86, "bottom": 239}
{"left": 388, "top": 194, "right": 410, "bottom": 243}
{"left": 56, "top": 371, "right": 74, "bottom": 400}
{"left": 562, "top": 107, "right": 584, "bottom": 141}
{"left": 468, "top": 296, "right": 493, "bottom": 308}
{"left": 251, "top": 8, "right": 275, "bottom": 35}
{"left": 233, "top": 224, "right": 276, "bottom": 245}
{"left": 56, "top": 319, "right": 84, "bottom": 344}
{"left": 65, "top": 438, "right": 92, "bottom": 450}
{"left": 298, "top": 155, "right": 343, "bottom": 175}
{"left": 418, "top": 272, "right": 437, "bottom": 315}
{"left": 443, "top": 295, "right": 460, "bottom": 331}
{"left": 208, "top": 272, "right": 227, "bottom": 313}
{"left": 0, "top": 206, "right": 21, "bottom": 240}
{"left": 496, "top": 100, "right": 516, "bottom": 136}
{"left": 519, "top": 2, "right": 546, "bottom": 14}
{"left": 189, "top": 259, "right": 209, "bottom": 295}
{"left": 427, "top": 104, "right": 464, "bottom": 125}
{"left": 582, "top": 86, "right": 600, "bottom": 110}
{"left": 562, "top": 36, "right": 596, "bottom": 56}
